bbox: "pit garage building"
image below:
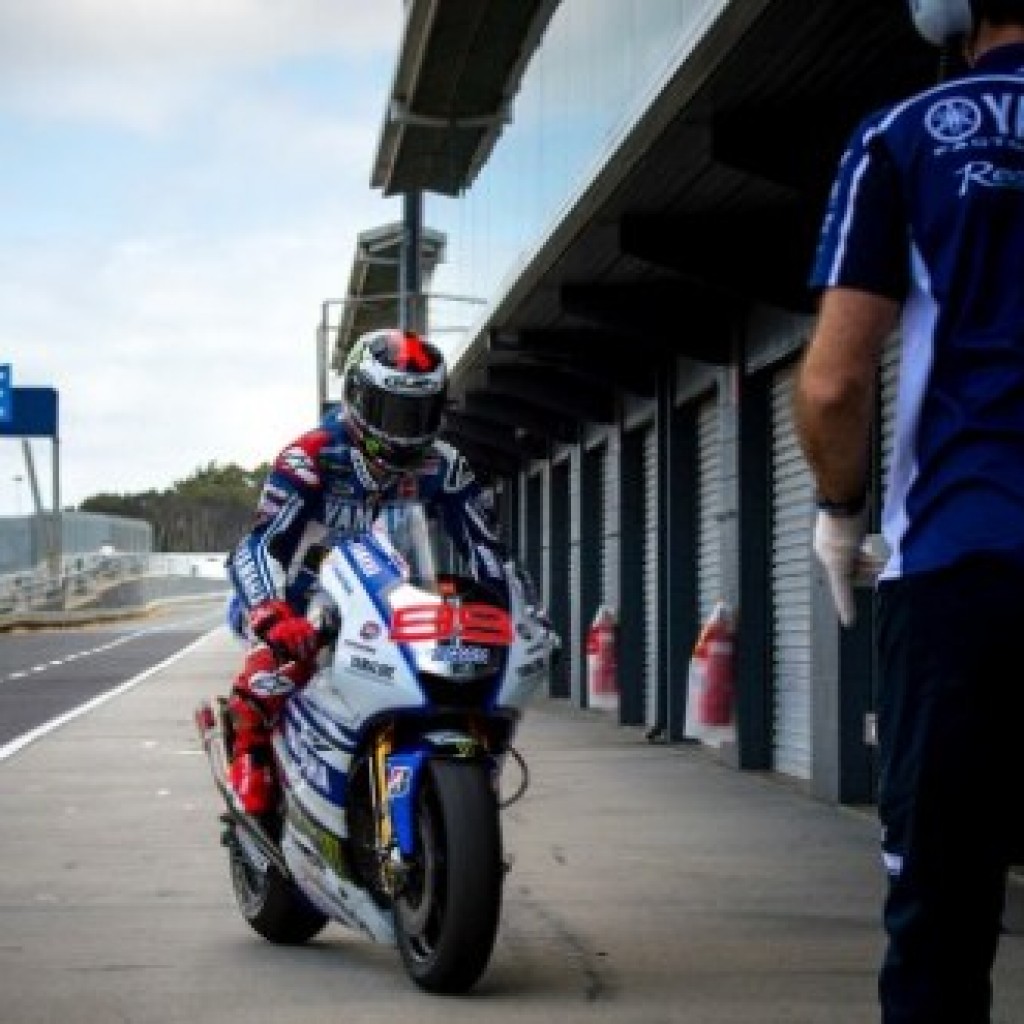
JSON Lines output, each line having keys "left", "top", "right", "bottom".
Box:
{"left": 330, "top": 1, "right": 942, "bottom": 807}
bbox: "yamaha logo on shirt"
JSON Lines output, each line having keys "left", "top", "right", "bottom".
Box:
{"left": 925, "top": 90, "right": 1024, "bottom": 153}
{"left": 925, "top": 96, "right": 982, "bottom": 144}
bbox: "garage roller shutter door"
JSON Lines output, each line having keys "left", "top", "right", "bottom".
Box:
{"left": 770, "top": 366, "right": 814, "bottom": 780}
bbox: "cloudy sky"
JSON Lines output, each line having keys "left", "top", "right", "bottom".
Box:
{"left": 0, "top": 0, "right": 406, "bottom": 515}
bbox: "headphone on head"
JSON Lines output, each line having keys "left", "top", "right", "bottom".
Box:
{"left": 907, "top": 0, "right": 974, "bottom": 44}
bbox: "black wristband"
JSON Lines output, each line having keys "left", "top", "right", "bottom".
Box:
{"left": 815, "top": 492, "right": 866, "bottom": 516}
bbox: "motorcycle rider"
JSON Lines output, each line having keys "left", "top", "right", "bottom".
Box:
{"left": 224, "top": 328, "right": 507, "bottom": 815}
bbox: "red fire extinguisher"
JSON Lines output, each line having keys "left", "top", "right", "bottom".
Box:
{"left": 696, "top": 600, "right": 734, "bottom": 727}
{"left": 586, "top": 605, "right": 618, "bottom": 710}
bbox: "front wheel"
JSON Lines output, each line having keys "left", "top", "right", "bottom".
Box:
{"left": 395, "top": 760, "right": 503, "bottom": 993}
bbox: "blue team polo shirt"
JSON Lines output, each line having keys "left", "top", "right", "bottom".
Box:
{"left": 810, "top": 43, "right": 1024, "bottom": 579}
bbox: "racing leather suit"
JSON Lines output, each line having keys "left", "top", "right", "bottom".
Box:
{"left": 223, "top": 407, "right": 506, "bottom": 813}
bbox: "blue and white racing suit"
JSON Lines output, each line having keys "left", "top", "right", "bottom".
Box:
{"left": 810, "top": 42, "right": 1024, "bottom": 1024}
{"left": 226, "top": 407, "right": 507, "bottom": 632}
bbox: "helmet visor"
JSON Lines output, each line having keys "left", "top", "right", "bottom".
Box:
{"left": 358, "top": 385, "right": 445, "bottom": 444}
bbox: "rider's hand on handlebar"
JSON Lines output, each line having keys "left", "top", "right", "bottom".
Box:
{"left": 249, "top": 599, "right": 319, "bottom": 662}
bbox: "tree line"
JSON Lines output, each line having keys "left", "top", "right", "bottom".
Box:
{"left": 80, "top": 461, "right": 270, "bottom": 552}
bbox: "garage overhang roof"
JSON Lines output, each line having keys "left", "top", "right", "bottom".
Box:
{"left": 371, "top": 0, "right": 559, "bottom": 196}
{"left": 368, "top": 0, "right": 938, "bottom": 479}
{"left": 331, "top": 221, "right": 446, "bottom": 370}
{"left": 447, "top": 0, "right": 937, "bottom": 414}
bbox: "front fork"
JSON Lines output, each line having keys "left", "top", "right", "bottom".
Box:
{"left": 369, "top": 724, "right": 403, "bottom": 893}
{"left": 368, "top": 720, "right": 495, "bottom": 896}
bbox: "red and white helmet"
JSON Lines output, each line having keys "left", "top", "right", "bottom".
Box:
{"left": 342, "top": 329, "right": 448, "bottom": 472}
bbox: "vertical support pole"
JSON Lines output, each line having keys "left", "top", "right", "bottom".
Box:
{"left": 50, "top": 435, "right": 62, "bottom": 582}
{"left": 319, "top": 300, "right": 334, "bottom": 419}
{"left": 400, "top": 190, "right": 425, "bottom": 334}
{"left": 21, "top": 438, "right": 47, "bottom": 574}
{"left": 316, "top": 323, "right": 328, "bottom": 419}
{"left": 20, "top": 438, "right": 44, "bottom": 515}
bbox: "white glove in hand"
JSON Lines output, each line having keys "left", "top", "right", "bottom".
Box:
{"left": 813, "top": 509, "right": 866, "bottom": 628}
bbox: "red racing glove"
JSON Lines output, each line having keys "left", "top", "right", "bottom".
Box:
{"left": 249, "top": 599, "right": 318, "bottom": 662}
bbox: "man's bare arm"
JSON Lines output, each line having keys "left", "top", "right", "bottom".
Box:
{"left": 794, "top": 286, "right": 900, "bottom": 506}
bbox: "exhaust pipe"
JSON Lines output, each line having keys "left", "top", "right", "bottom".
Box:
{"left": 194, "top": 699, "right": 292, "bottom": 879}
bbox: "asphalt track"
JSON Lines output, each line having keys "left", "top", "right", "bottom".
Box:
{"left": 0, "top": 611, "right": 1022, "bottom": 1022}
{"left": 0, "top": 599, "right": 224, "bottom": 751}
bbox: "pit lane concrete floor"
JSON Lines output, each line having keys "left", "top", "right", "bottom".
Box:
{"left": 1, "top": 626, "right": 1022, "bottom": 1024}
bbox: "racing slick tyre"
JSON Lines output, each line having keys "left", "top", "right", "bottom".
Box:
{"left": 395, "top": 759, "right": 503, "bottom": 993}
{"left": 228, "top": 826, "right": 328, "bottom": 945}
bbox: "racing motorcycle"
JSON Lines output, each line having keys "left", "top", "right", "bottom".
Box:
{"left": 195, "top": 499, "right": 559, "bottom": 994}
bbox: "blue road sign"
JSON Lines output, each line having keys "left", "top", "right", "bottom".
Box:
{"left": 0, "top": 387, "right": 59, "bottom": 438}
{"left": 0, "top": 365, "right": 11, "bottom": 424}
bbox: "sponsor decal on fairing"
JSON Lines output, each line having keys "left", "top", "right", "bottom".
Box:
{"left": 342, "top": 638, "right": 377, "bottom": 654}
{"left": 429, "top": 644, "right": 490, "bottom": 665}
{"left": 386, "top": 765, "right": 412, "bottom": 797}
{"left": 350, "top": 543, "right": 380, "bottom": 577}
{"left": 349, "top": 654, "right": 396, "bottom": 681}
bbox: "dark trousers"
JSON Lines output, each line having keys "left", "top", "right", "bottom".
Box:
{"left": 876, "top": 557, "right": 1024, "bottom": 1024}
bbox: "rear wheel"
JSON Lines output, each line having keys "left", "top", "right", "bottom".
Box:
{"left": 395, "top": 760, "right": 503, "bottom": 993}
{"left": 228, "top": 823, "right": 328, "bottom": 945}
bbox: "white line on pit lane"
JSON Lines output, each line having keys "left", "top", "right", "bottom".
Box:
{"left": 0, "top": 628, "right": 222, "bottom": 762}
{"left": 2, "top": 609, "right": 224, "bottom": 683}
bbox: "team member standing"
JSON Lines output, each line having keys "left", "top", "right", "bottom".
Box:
{"left": 794, "top": 2, "right": 1024, "bottom": 1021}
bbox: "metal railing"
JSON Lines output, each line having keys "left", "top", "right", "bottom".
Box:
{"left": 0, "top": 552, "right": 230, "bottom": 627}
